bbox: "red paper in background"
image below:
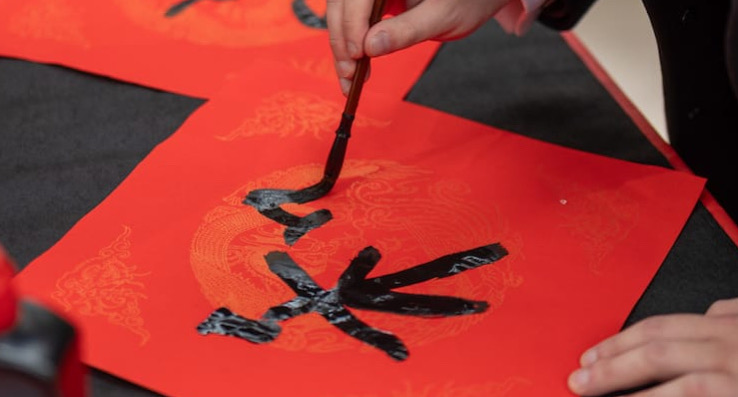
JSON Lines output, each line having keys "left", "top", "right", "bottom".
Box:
{"left": 0, "top": 0, "right": 438, "bottom": 98}
{"left": 15, "top": 63, "right": 705, "bottom": 396}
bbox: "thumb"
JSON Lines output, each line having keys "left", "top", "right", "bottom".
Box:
{"left": 363, "top": 0, "right": 455, "bottom": 57}
{"left": 706, "top": 297, "right": 738, "bottom": 316}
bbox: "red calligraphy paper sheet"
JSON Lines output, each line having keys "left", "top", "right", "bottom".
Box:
{"left": 15, "top": 63, "right": 704, "bottom": 396}
{"left": 0, "top": 0, "right": 437, "bottom": 98}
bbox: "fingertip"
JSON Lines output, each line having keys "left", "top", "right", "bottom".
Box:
{"left": 580, "top": 348, "right": 598, "bottom": 367}
{"left": 567, "top": 368, "right": 590, "bottom": 395}
{"left": 366, "top": 30, "right": 391, "bottom": 57}
{"left": 335, "top": 60, "right": 355, "bottom": 79}
{"left": 340, "top": 0, "right": 372, "bottom": 58}
{"left": 706, "top": 298, "right": 738, "bottom": 316}
{"left": 346, "top": 41, "right": 361, "bottom": 59}
{"left": 339, "top": 78, "right": 351, "bottom": 96}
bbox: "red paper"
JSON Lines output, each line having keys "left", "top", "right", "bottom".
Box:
{"left": 0, "top": 245, "right": 18, "bottom": 331}
{"left": 0, "top": 0, "right": 438, "bottom": 98}
{"left": 15, "top": 62, "right": 704, "bottom": 396}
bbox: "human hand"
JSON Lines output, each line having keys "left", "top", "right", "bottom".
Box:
{"left": 568, "top": 297, "right": 738, "bottom": 396}
{"left": 326, "top": 0, "right": 512, "bottom": 95}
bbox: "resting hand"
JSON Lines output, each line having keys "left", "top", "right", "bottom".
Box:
{"left": 326, "top": 0, "right": 512, "bottom": 94}
{"left": 568, "top": 297, "right": 738, "bottom": 396}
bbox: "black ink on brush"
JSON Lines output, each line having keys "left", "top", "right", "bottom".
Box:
{"left": 198, "top": 243, "right": 508, "bottom": 360}
{"left": 292, "top": 0, "right": 327, "bottom": 29}
{"left": 242, "top": 0, "right": 385, "bottom": 245}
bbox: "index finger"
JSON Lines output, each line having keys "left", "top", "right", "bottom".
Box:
{"left": 327, "top": 0, "right": 349, "bottom": 61}
{"left": 327, "top": 0, "right": 355, "bottom": 94}
{"left": 342, "top": 0, "right": 375, "bottom": 58}
{"left": 581, "top": 314, "right": 724, "bottom": 367}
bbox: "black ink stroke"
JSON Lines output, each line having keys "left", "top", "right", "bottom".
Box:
{"left": 244, "top": 115, "right": 355, "bottom": 246}
{"left": 198, "top": 251, "right": 408, "bottom": 360}
{"left": 164, "top": 0, "right": 231, "bottom": 17}
{"left": 338, "top": 245, "right": 508, "bottom": 316}
{"left": 291, "top": 0, "right": 327, "bottom": 29}
{"left": 198, "top": 243, "right": 508, "bottom": 360}
{"left": 197, "top": 308, "right": 281, "bottom": 343}
{"left": 165, "top": 0, "right": 199, "bottom": 17}
{"left": 243, "top": 189, "right": 333, "bottom": 246}
{"left": 165, "top": 0, "right": 327, "bottom": 27}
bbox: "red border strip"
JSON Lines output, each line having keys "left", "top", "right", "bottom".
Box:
{"left": 561, "top": 31, "right": 738, "bottom": 246}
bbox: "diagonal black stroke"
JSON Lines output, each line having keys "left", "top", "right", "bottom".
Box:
{"left": 164, "top": 0, "right": 231, "bottom": 17}
{"left": 197, "top": 307, "right": 281, "bottom": 343}
{"left": 262, "top": 296, "right": 315, "bottom": 322}
{"left": 165, "top": 0, "right": 200, "bottom": 17}
{"left": 321, "top": 305, "right": 408, "bottom": 361}
{"left": 337, "top": 245, "right": 506, "bottom": 317}
{"left": 264, "top": 251, "right": 327, "bottom": 295}
{"left": 340, "top": 289, "right": 489, "bottom": 317}
{"left": 337, "top": 245, "right": 380, "bottom": 286}
{"left": 365, "top": 244, "right": 508, "bottom": 289}
{"left": 292, "top": 0, "right": 327, "bottom": 29}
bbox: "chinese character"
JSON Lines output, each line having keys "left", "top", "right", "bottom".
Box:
{"left": 198, "top": 244, "right": 507, "bottom": 360}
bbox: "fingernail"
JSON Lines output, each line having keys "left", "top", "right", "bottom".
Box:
{"left": 568, "top": 369, "right": 590, "bottom": 393}
{"left": 347, "top": 41, "right": 360, "bottom": 58}
{"left": 339, "top": 78, "right": 351, "bottom": 96}
{"left": 580, "top": 348, "right": 598, "bottom": 366}
{"left": 367, "top": 31, "right": 390, "bottom": 56}
{"left": 336, "top": 60, "right": 353, "bottom": 79}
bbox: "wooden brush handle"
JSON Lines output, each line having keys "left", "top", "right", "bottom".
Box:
{"left": 343, "top": 0, "right": 387, "bottom": 116}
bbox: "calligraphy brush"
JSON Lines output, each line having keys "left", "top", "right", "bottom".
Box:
{"left": 318, "top": 0, "right": 387, "bottom": 194}
{"left": 243, "top": 0, "right": 387, "bottom": 245}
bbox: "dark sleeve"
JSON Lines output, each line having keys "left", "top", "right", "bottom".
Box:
{"left": 537, "top": 0, "right": 598, "bottom": 30}
{"left": 728, "top": 0, "right": 738, "bottom": 95}
{"left": 641, "top": 0, "right": 738, "bottom": 220}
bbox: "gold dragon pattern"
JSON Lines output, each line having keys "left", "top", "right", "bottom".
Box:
{"left": 52, "top": 226, "right": 151, "bottom": 345}
{"left": 544, "top": 174, "right": 640, "bottom": 274}
{"left": 216, "top": 90, "right": 390, "bottom": 141}
{"left": 191, "top": 159, "right": 523, "bottom": 355}
{"left": 111, "top": 0, "right": 325, "bottom": 48}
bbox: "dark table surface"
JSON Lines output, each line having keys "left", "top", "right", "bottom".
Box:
{"left": 1, "top": 21, "right": 738, "bottom": 396}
